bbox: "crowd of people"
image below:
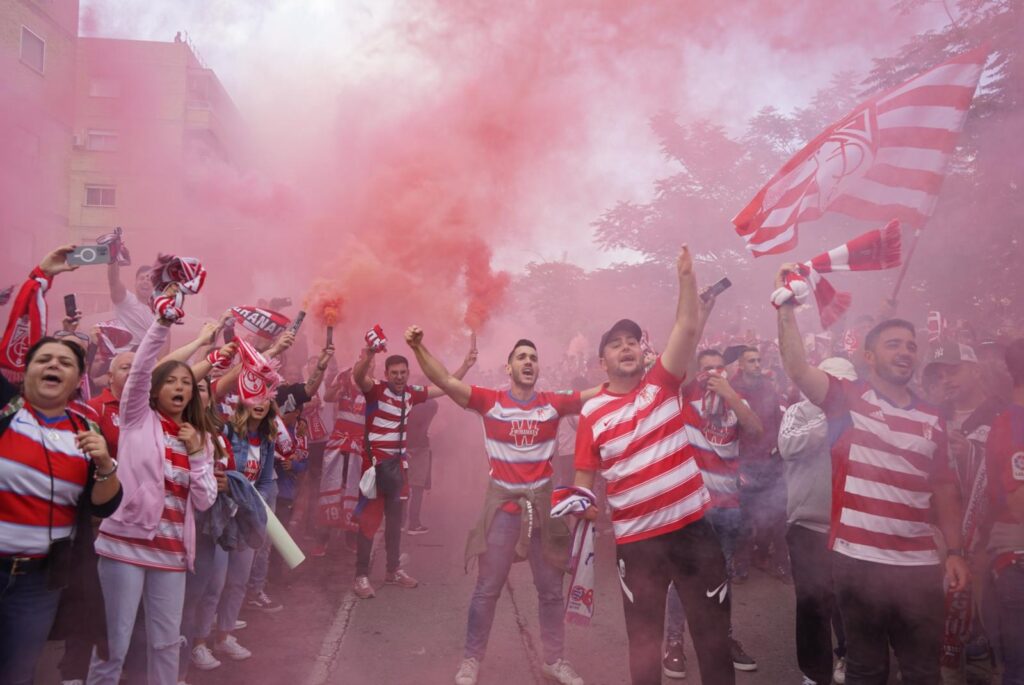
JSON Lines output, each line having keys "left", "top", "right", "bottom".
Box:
{"left": 0, "top": 240, "right": 1022, "bottom": 685}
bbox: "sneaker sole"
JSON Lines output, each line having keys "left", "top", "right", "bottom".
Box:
{"left": 384, "top": 581, "right": 418, "bottom": 588}
{"left": 191, "top": 660, "right": 221, "bottom": 672}
{"left": 215, "top": 651, "right": 252, "bottom": 662}
{"left": 406, "top": 530, "right": 429, "bottom": 536}
{"left": 662, "top": 666, "right": 686, "bottom": 678}
{"left": 248, "top": 604, "right": 284, "bottom": 614}
{"left": 732, "top": 662, "right": 757, "bottom": 672}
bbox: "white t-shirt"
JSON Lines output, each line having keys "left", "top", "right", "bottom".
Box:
{"left": 113, "top": 291, "right": 155, "bottom": 344}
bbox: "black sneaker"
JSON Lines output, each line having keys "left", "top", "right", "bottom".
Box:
{"left": 406, "top": 525, "right": 430, "bottom": 536}
{"left": 246, "top": 591, "right": 283, "bottom": 613}
{"left": 731, "top": 638, "right": 757, "bottom": 671}
{"left": 662, "top": 639, "right": 686, "bottom": 679}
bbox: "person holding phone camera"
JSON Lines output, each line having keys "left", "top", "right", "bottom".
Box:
{"left": 0, "top": 246, "right": 123, "bottom": 685}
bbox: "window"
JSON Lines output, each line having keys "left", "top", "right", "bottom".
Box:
{"left": 84, "top": 185, "right": 116, "bottom": 207}
{"left": 88, "top": 77, "right": 120, "bottom": 98}
{"left": 20, "top": 27, "right": 45, "bottom": 74}
{"left": 86, "top": 130, "right": 118, "bottom": 151}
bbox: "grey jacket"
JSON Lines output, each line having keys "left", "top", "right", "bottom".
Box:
{"left": 778, "top": 399, "right": 832, "bottom": 534}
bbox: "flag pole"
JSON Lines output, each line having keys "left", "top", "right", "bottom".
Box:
{"left": 889, "top": 226, "right": 923, "bottom": 305}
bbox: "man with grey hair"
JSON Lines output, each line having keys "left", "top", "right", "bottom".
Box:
{"left": 779, "top": 357, "right": 856, "bottom": 685}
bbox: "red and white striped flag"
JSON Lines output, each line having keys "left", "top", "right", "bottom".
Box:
{"left": 733, "top": 47, "right": 987, "bottom": 256}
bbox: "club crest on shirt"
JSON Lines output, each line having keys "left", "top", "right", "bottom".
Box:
{"left": 635, "top": 385, "right": 656, "bottom": 411}
{"left": 1012, "top": 452, "right": 1024, "bottom": 481}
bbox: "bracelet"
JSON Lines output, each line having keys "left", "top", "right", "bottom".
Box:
{"left": 94, "top": 458, "right": 119, "bottom": 481}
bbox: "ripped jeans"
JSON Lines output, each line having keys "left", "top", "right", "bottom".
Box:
{"left": 86, "top": 557, "right": 186, "bottom": 685}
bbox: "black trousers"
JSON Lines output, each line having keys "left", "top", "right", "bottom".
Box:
{"left": 616, "top": 519, "right": 734, "bottom": 685}
{"left": 355, "top": 492, "right": 404, "bottom": 577}
{"left": 786, "top": 525, "right": 846, "bottom": 685}
{"left": 832, "top": 552, "right": 943, "bottom": 685}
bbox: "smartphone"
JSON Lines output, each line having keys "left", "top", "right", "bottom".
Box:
{"left": 290, "top": 310, "right": 306, "bottom": 334}
{"left": 326, "top": 325, "right": 333, "bottom": 346}
{"left": 63, "top": 294, "right": 78, "bottom": 319}
{"left": 67, "top": 244, "right": 112, "bottom": 266}
{"left": 701, "top": 277, "right": 732, "bottom": 302}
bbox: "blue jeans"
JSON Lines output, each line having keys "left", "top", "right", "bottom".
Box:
{"left": 0, "top": 565, "right": 62, "bottom": 685}
{"left": 247, "top": 483, "right": 277, "bottom": 596}
{"left": 464, "top": 510, "right": 565, "bottom": 664}
{"left": 180, "top": 534, "right": 219, "bottom": 680}
{"left": 994, "top": 561, "right": 1024, "bottom": 685}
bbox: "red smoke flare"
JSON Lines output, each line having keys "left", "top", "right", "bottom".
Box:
{"left": 305, "top": 279, "right": 345, "bottom": 327}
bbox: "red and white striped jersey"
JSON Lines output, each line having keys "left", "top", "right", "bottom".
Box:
{"left": 823, "top": 376, "right": 954, "bottom": 566}
{"left": 0, "top": 407, "right": 91, "bottom": 556}
{"left": 95, "top": 414, "right": 191, "bottom": 571}
{"left": 467, "top": 387, "right": 582, "bottom": 490}
{"left": 329, "top": 378, "right": 366, "bottom": 454}
{"left": 575, "top": 359, "right": 709, "bottom": 545}
{"left": 681, "top": 382, "right": 744, "bottom": 509}
{"left": 363, "top": 381, "right": 428, "bottom": 463}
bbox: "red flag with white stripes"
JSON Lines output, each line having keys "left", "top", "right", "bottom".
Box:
{"left": 733, "top": 47, "right": 987, "bottom": 256}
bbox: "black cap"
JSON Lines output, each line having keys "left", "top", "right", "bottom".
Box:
{"left": 598, "top": 319, "right": 643, "bottom": 358}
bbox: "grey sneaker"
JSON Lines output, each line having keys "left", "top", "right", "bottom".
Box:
{"left": 454, "top": 657, "right": 480, "bottom": 685}
{"left": 353, "top": 575, "right": 375, "bottom": 599}
{"left": 542, "top": 658, "right": 584, "bottom": 685}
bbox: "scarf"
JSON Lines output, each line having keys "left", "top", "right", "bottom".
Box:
{"left": 696, "top": 369, "right": 727, "bottom": 421}
{"left": 770, "top": 219, "right": 902, "bottom": 328}
{"left": 551, "top": 485, "right": 597, "bottom": 626}
{"left": 96, "top": 320, "right": 134, "bottom": 357}
{"left": 236, "top": 338, "right": 283, "bottom": 406}
{"left": 928, "top": 311, "right": 948, "bottom": 344}
{"left": 365, "top": 324, "right": 388, "bottom": 352}
{"left": 149, "top": 254, "right": 206, "bottom": 322}
{"left": 96, "top": 226, "right": 131, "bottom": 265}
{"left": 0, "top": 267, "right": 52, "bottom": 382}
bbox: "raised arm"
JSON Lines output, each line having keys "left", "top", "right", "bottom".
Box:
{"left": 660, "top": 245, "right": 700, "bottom": 378}
{"left": 107, "top": 261, "right": 127, "bottom": 305}
{"left": 160, "top": 321, "right": 218, "bottom": 366}
{"left": 304, "top": 343, "right": 335, "bottom": 398}
{"left": 686, "top": 289, "right": 718, "bottom": 381}
{"left": 405, "top": 326, "right": 473, "bottom": 407}
{"left": 353, "top": 347, "right": 375, "bottom": 393}
{"left": 775, "top": 264, "right": 830, "bottom": 406}
{"left": 121, "top": 317, "right": 172, "bottom": 427}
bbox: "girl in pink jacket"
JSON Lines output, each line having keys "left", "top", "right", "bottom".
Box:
{"left": 87, "top": 309, "right": 219, "bottom": 685}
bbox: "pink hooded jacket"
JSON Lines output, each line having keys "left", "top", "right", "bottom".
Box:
{"left": 97, "top": 321, "right": 217, "bottom": 571}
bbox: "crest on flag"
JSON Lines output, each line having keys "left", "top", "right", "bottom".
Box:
{"left": 734, "top": 48, "right": 987, "bottom": 256}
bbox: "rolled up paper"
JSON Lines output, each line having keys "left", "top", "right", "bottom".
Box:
{"left": 259, "top": 491, "right": 306, "bottom": 570}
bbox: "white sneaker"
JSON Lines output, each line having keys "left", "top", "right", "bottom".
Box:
{"left": 190, "top": 643, "right": 222, "bottom": 671}
{"left": 542, "top": 658, "right": 584, "bottom": 685}
{"left": 454, "top": 657, "right": 480, "bottom": 685}
{"left": 833, "top": 656, "right": 847, "bottom": 684}
{"left": 213, "top": 634, "right": 253, "bottom": 661}
{"left": 234, "top": 619, "right": 247, "bottom": 630}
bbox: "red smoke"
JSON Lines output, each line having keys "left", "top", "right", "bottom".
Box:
{"left": 304, "top": 279, "right": 345, "bottom": 328}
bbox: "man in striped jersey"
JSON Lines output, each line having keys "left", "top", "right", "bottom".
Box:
{"left": 775, "top": 264, "right": 970, "bottom": 685}
{"left": 351, "top": 340, "right": 476, "bottom": 599}
{"left": 573, "top": 246, "right": 734, "bottom": 685}
{"left": 405, "top": 327, "right": 597, "bottom": 685}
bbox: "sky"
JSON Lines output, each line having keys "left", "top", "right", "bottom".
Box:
{"left": 78, "top": 0, "right": 950, "bottom": 272}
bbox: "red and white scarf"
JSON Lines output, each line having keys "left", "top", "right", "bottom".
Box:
{"left": 96, "top": 320, "right": 134, "bottom": 357}
{"left": 96, "top": 226, "right": 131, "bottom": 266}
{"left": 551, "top": 485, "right": 597, "bottom": 626}
{"left": 237, "top": 338, "right": 283, "bottom": 406}
{"left": 697, "top": 368, "right": 727, "bottom": 421}
{"left": 149, "top": 254, "right": 206, "bottom": 322}
{"left": 0, "top": 267, "right": 52, "bottom": 382}
{"left": 771, "top": 220, "right": 902, "bottom": 328}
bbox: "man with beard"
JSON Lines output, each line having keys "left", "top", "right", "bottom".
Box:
{"left": 775, "top": 264, "right": 970, "bottom": 685}
{"left": 923, "top": 341, "right": 1002, "bottom": 683}
{"left": 405, "top": 327, "right": 594, "bottom": 685}
{"left": 730, "top": 346, "right": 788, "bottom": 583}
{"left": 106, "top": 262, "right": 154, "bottom": 345}
{"left": 574, "top": 247, "right": 734, "bottom": 685}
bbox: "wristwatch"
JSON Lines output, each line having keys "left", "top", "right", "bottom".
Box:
{"left": 946, "top": 547, "right": 966, "bottom": 559}
{"left": 94, "top": 458, "right": 119, "bottom": 481}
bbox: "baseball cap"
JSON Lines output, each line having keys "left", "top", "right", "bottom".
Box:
{"left": 598, "top": 319, "right": 642, "bottom": 358}
{"left": 924, "top": 341, "right": 978, "bottom": 373}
